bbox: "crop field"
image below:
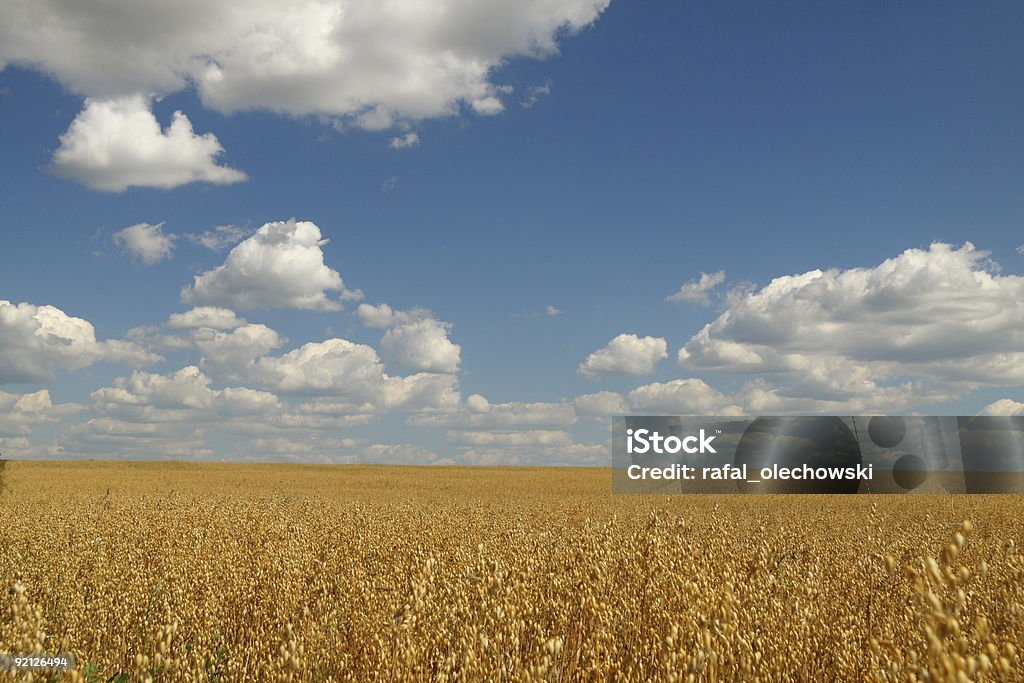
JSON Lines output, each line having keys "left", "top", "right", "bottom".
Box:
{"left": 1, "top": 460, "right": 1022, "bottom": 682}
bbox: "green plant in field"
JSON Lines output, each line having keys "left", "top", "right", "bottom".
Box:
{"left": 79, "top": 662, "right": 120, "bottom": 683}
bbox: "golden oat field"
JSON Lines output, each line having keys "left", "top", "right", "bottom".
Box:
{"left": 1, "top": 460, "right": 1022, "bottom": 682}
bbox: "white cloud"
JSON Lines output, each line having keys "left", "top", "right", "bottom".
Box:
{"left": 122, "top": 303, "right": 461, "bottom": 426}
{"left": 249, "top": 339, "right": 382, "bottom": 393}
{"left": 113, "top": 222, "right": 177, "bottom": 264}
{"left": 626, "top": 378, "right": 743, "bottom": 415}
{"left": 467, "top": 394, "right": 490, "bottom": 412}
{"left": 408, "top": 395, "right": 576, "bottom": 428}
{"left": 0, "top": 300, "right": 159, "bottom": 384}
{"left": 979, "top": 399, "right": 1024, "bottom": 416}
{"left": 90, "top": 366, "right": 281, "bottom": 422}
{"left": 574, "top": 391, "right": 628, "bottom": 416}
{"left": 0, "top": 390, "right": 83, "bottom": 436}
{"left": 182, "top": 219, "right": 362, "bottom": 311}
{"left": 572, "top": 377, "right": 928, "bottom": 418}
{"left": 678, "top": 243, "right": 1024, "bottom": 405}
{"left": 268, "top": 402, "right": 377, "bottom": 430}
{"left": 51, "top": 95, "right": 247, "bottom": 191}
{"left": 194, "top": 324, "right": 285, "bottom": 379}
{"left": 0, "top": 436, "right": 69, "bottom": 459}
{"left": 65, "top": 363, "right": 389, "bottom": 456}
{"left": 546, "top": 305, "right": 563, "bottom": 316}
{"left": 471, "top": 96, "right": 504, "bottom": 115}
{"left": 62, "top": 366, "right": 285, "bottom": 457}
{"left": 521, "top": 81, "right": 552, "bottom": 108}
{"left": 578, "top": 333, "right": 668, "bottom": 378}
{"left": 388, "top": 132, "right": 420, "bottom": 149}
{"left": 357, "top": 303, "right": 399, "bottom": 328}
{"left": 736, "top": 378, "right": 941, "bottom": 415}
{"left": 357, "top": 303, "right": 432, "bottom": 328}
{"left": 359, "top": 443, "right": 444, "bottom": 465}
{"left": 62, "top": 415, "right": 211, "bottom": 459}
{"left": 457, "top": 443, "right": 606, "bottom": 466}
{"left": 166, "top": 307, "right": 246, "bottom": 330}
{"left": 186, "top": 225, "right": 253, "bottom": 251}
{"left": 0, "top": 437, "right": 34, "bottom": 458}
{"left": 1, "top": 0, "right": 609, "bottom": 128}
{"left": 666, "top": 270, "right": 726, "bottom": 305}
{"left": 358, "top": 304, "right": 461, "bottom": 374}
{"left": 125, "top": 312, "right": 282, "bottom": 381}
{"left": 239, "top": 436, "right": 359, "bottom": 462}
{"left": 447, "top": 430, "right": 573, "bottom": 447}
{"left": 380, "top": 319, "right": 461, "bottom": 374}
{"left": 250, "top": 338, "right": 460, "bottom": 412}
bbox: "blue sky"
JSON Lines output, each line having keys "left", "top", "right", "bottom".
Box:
{"left": 1, "top": 1, "right": 1023, "bottom": 464}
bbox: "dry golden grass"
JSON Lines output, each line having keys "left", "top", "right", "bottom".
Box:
{"left": 1, "top": 460, "right": 1022, "bottom": 682}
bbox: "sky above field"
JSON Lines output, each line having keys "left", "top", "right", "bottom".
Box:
{"left": 1, "top": 1, "right": 1024, "bottom": 464}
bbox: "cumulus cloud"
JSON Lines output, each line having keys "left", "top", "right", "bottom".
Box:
{"left": 247, "top": 339, "right": 460, "bottom": 413}
{"left": 51, "top": 95, "right": 247, "bottom": 191}
{"left": 56, "top": 366, "right": 289, "bottom": 457}
{"left": 357, "top": 303, "right": 400, "bottom": 328}
{"left": 471, "top": 96, "right": 504, "bottom": 115}
{"left": 61, "top": 419, "right": 213, "bottom": 458}
{"left": 1, "top": 1, "right": 609, "bottom": 130}
{"left": 0, "top": 436, "right": 37, "bottom": 458}
{"left": 359, "top": 443, "right": 445, "bottom": 465}
{"left": 447, "top": 430, "right": 573, "bottom": 447}
{"left": 574, "top": 391, "right": 629, "bottom": 416}
{"left": 141, "top": 321, "right": 452, "bottom": 411}
{"left": 408, "top": 394, "right": 576, "bottom": 428}
{"left": 91, "top": 366, "right": 281, "bottom": 422}
{"left": 194, "top": 324, "right": 285, "bottom": 379}
{"left": 578, "top": 333, "right": 668, "bottom": 378}
{"left": 0, "top": 300, "right": 159, "bottom": 384}
{"left": 166, "top": 307, "right": 246, "bottom": 330}
{"left": 57, "top": 364, "right": 406, "bottom": 458}
{"left": 356, "top": 303, "right": 430, "bottom": 329}
{"left": 546, "top": 305, "right": 563, "bottom": 316}
{"left": 380, "top": 319, "right": 461, "bottom": 374}
{"left": 677, "top": 243, "right": 1024, "bottom": 406}
{"left": 0, "top": 390, "right": 83, "bottom": 436}
{"left": 182, "top": 219, "right": 363, "bottom": 311}
{"left": 666, "top": 270, "right": 726, "bottom": 305}
{"left": 388, "top": 133, "right": 420, "bottom": 149}
{"left": 113, "top": 222, "right": 177, "bottom": 264}
{"left": 467, "top": 394, "right": 491, "bottom": 413}
{"left": 235, "top": 438, "right": 360, "bottom": 464}
{"left": 573, "top": 378, "right": 928, "bottom": 418}
{"left": 736, "top": 378, "right": 942, "bottom": 415}
{"left": 626, "top": 378, "right": 743, "bottom": 415}
{"left": 457, "top": 442, "right": 606, "bottom": 466}
{"left": 358, "top": 304, "right": 461, "bottom": 374}
{"left": 123, "top": 302, "right": 461, "bottom": 430}
{"left": 979, "top": 399, "right": 1024, "bottom": 417}
{"left": 126, "top": 310, "right": 283, "bottom": 381}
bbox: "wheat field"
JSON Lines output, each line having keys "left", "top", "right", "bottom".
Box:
{"left": 1, "top": 460, "right": 1022, "bottom": 682}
